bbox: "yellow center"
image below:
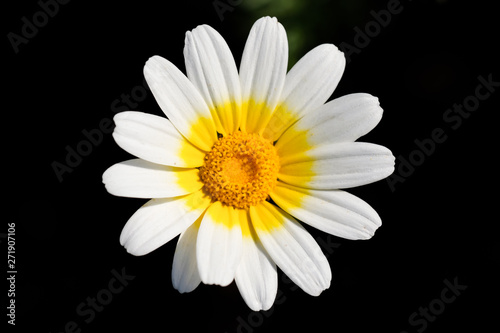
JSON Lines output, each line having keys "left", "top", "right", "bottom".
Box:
{"left": 199, "top": 131, "right": 280, "bottom": 209}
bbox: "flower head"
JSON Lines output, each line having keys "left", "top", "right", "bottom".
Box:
{"left": 103, "top": 16, "right": 395, "bottom": 311}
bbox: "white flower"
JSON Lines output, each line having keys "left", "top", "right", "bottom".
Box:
{"left": 103, "top": 16, "right": 395, "bottom": 311}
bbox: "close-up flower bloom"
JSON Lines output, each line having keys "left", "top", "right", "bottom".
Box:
{"left": 103, "top": 16, "right": 395, "bottom": 311}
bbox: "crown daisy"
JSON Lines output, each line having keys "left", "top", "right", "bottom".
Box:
{"left": 103, "top": 16, "right": 395, "bottom": 311}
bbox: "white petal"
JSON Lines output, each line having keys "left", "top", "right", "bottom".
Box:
{"left": 144, "top": 55, "right": 217, "bottom": 151}
{"left": 112, "top": 111, "right": 205, "bottom": 168}
{"left": 119, "top": 190, "right": 211, "bottom": 256}
{"left": 250, "top": 202, "right": 331, "bottom": 296}
{"left": 184, "top": 24, "right": 241, "bottom": 135}
{"left": 172, "top": 217, "right": 202, "bottom": 293}
{"left": 196, "top": 202, "right": 243, "bottom": 286}
{"left": 235, "top": 212, "right": 277, "bottom": 311}
{"left": 264, "top": 44, "right": 346, "bottom": 141}
{"left": 239, "top": 16, "right": 288, "bottom": 134}
{"left": 102, "top": 159, "right": 203, "bottom": 199}
{"left": 278, "top": 142, "right": 395, "bottom": 189}
{"left": 276, "top": 93, "right": 383, "bottom": 159}
{"left": 271, "top": 182, "right": 381, "bottom": 240}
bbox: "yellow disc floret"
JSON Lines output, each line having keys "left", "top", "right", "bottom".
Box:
{"left": 200, "top": 131, "right": 280, "bottom": 209}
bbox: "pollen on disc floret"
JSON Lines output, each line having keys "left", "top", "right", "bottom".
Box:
{"left": 200, "top": 131, "right": 280, "bottom": 209}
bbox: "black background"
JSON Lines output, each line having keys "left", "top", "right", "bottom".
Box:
{"left": 4, "top": 0, "right": 499, "bottom": 332}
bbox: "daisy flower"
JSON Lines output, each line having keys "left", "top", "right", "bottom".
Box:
{"left": 103, "top": 16, "right": 395, "bottom": 311}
